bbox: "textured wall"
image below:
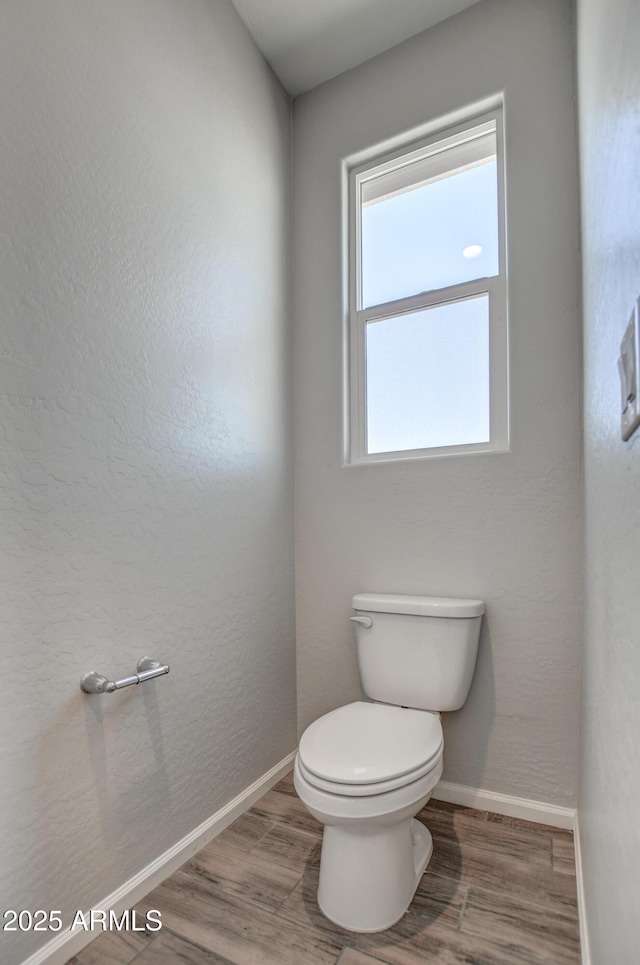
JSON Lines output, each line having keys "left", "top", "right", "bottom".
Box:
{"left": 293, "top": 0, "right": 582, "bottom": 806}
{"left": 0, "top": 2, "right": 295, "bottom": 962}
{"left": 577, "top": 0, "right": 640, "bottom": 960}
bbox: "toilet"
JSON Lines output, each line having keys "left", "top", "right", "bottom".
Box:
{"left": 294, "top": 592, "right": 484, "bottom": 933}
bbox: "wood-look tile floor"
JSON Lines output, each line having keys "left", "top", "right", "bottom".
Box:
{"left": 67, "top": 773, "right": 580, "bottom": 965}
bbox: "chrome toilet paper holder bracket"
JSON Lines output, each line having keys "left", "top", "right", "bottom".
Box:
{"left": 80, "top": 657, "right": 170, "bottom": 694}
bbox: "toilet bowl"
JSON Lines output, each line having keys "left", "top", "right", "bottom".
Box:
{"left": 294, "top": 700, "right": 444, "bottom": 932}
{"left": 294, "top": 593, "right": 483, "bottom": 933}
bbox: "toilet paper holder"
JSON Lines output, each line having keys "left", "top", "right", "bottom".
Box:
{"left": 80, "top": 657, "right": 170, "bottom": 694}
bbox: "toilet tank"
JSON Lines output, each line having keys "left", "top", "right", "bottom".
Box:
{"left": 352, "top": 593, "right": 484, "bottom": 712}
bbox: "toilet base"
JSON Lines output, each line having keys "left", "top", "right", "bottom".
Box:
{"left": 317, "top": 818, "right": 433, "bottom": 933}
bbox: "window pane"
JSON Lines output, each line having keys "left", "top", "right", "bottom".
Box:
{"left": 365, "top": 294, "right": 490, "bottom": 454}
{"left": 361, "top": 159, "right": 499, "bottom": 309}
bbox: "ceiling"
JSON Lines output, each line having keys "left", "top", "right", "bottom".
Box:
{"left": 230, "top": 0, "right": 483, "bottom": 97}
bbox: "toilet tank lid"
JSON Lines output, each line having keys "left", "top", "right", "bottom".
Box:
{"left": 352, "top": 593, "right": 485, "bottom": 618}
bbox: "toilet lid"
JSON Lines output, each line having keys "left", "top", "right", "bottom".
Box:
{"left": 298, "top": 702, "right": 443, "bottom": 785}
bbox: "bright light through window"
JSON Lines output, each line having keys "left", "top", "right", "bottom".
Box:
{"left": 347, "top": 110, "right": 508, "bottom": 463}
{"left": 366, "top": 295, "right": 490, "bottom": 454}
{"left": 361, "top": 160, "right": 499, "bottom": 308}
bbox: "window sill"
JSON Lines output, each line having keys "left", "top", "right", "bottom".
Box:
{"left": 344, "top": 440, "right": 510, "bottom": 467}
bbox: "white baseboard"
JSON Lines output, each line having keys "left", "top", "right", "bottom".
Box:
{"left": 432, "top": 780, "right": 576, "bottom": 830}
{"left": 573, "top": 811, "right": 591, "bottom": 965}
{"left": 21, "top": 750, "right": 296, "bottom": 965}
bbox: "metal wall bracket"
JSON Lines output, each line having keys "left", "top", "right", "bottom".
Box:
{"left": 80, "top": 657, "right": 170, "bottom": 694}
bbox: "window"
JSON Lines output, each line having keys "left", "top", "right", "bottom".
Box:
{"left": 346, "top": 110, "right": 508, "bottom": 463}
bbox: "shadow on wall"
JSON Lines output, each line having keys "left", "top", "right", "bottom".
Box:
{"left": 32, "top": 680, "right": 171, "bottom": 926}
{"left": 81, "top": 682, "right": 171, "bottom": 849}
{"left": 440, "top": 615, "right": 495, "bottom": 792}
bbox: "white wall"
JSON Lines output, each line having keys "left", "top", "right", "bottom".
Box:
{"left": 0, "top": 2, "right": 295, "bottom": 962}
{"left": 293, "top": 0, "right": 582, "bottom": 806}
{"left": 577, "top": 0, "right": 640, "bottom": 960}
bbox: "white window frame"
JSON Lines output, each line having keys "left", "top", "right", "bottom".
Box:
{"left": 346, "top": 108, "right": 509, "bottom": 465}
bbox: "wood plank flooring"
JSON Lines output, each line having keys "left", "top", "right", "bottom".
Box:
{"left": 67, "top": 773, "right": 580, "bottom": 965}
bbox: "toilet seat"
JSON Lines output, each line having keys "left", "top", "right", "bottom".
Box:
{"left": 298, "top": 701, "right": 443, "bottom": 797}
{"left": 297, "top": 752, "right": 442, "bottom": 796}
